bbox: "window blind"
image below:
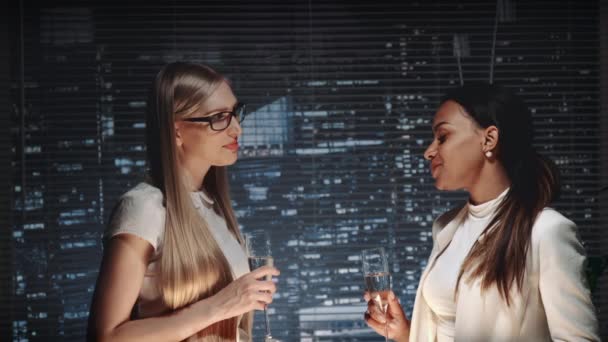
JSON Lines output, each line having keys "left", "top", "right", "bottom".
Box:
{"left": 8, "top": 0, "right": 605, "bottom": 340}
{"left": 598, "top": 0, "right": 608, "bottom": 337}
{"left": 1, "top": 5, "right": 14, "bottom": 340}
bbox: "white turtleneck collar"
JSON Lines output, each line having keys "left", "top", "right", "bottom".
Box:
{"left": 467, "top": 187, "right": 509, "bottom": 220}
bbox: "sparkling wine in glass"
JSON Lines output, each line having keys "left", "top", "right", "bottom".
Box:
{"left": 245, "top": 230, "right": 279, "bottom": 342}
{"left": 362, "top": 247, "right": 391, "bottom": 342}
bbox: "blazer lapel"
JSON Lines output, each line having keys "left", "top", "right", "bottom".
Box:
{"left": 410, "top": 205, "right": 467, "bottom": 342}
{"left": 428, "top": 205, "right": 468, "bottom": 269}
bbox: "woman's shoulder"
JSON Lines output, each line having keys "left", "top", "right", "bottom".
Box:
{"left": 534, "top": 208, "right": 576, "bottom": 231}
{"left": 105, "top": 182, "right": 166, "bottom": 251}
{"left": 112, "top": 182, "right": 166, "bottom": 224}
{"left": 121, "top": 182, "right": 164, "bottom": 203}
{"left": 531, "top": 207, "right": 579, "bottom": 247}
{"left": 112, "top": 182, "right": 165, "bottom": 213}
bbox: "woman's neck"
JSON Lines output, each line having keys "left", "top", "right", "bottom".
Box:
{"left": 468, "top": 163, "right": 511, "bottom": 205}
{"left": 182, "top": 161, "right": 210, "bottom": 192}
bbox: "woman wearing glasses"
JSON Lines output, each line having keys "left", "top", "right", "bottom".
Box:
{"left": 364, "top": 84, "right": 599, "bottom": 341}
{"left": 88, "top": 62, "right": 279, "bottom": 341}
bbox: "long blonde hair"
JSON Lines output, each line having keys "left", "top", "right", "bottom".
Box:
{"left": 145, "top": 62, "right": 251, "bottom": 340}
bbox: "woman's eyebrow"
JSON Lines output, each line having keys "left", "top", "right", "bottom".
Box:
{"left": 432, "top": 121, "right": 451, "bottom": 132}
{"left": 202, "top": 102, "right": 238, "bottom": 116}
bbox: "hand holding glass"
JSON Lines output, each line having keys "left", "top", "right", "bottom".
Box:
{"left": 245, "top": 230, "right": 279, "bottom": 342}
{"left": 362, "top": 247, "right": 391, "bottom": 342}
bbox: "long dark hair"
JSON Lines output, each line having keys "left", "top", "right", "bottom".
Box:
{"left": 447, "top": 84, "right": 561, "bottom": 305}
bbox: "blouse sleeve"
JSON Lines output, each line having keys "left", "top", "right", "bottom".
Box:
{"left": 104, "top": 185, "right": 166, "bottom": 252}
{"left": 536, "top": 209, "right": 600, "bottom": 341}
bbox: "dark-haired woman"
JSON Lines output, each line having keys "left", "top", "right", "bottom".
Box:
{"left": 364, "top": 84, "right": 599, "bottom": 341}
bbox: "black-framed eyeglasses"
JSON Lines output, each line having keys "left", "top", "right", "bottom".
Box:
{"left": 181, "top": 102, "right": 247, "bottom": 131}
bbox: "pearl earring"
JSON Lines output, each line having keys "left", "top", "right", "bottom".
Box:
{"left": 485, "top": 151, "right": 493, "bottom": 158}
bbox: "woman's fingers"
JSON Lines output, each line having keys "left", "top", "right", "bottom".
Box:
{"left": 212, "top": 267, "right": 281, "bottom": 320}
{"left": 363, "top": 290, "right": 387, "bottom": 325}
{"left": 363, "top": 290, "right": 409, "bottom": 341}
{"left": 249, "top": 265, "right": 280, "bottom": 280}
{"left": 254, "top": 302, "right": 267, "bottom": 311}
{"left": 247, "top": 290, "right": 274, "bottom": 311}
{"left": 367, "top": 300, "right": 387, "bottom": 324}
{"left": 386, "top": 290, "right": 408, "bottom": 321}
{"left": 255, "top": 291, "right": 274, "bottom": 304}
{"left": 249, "top": 279, "right": 276, "bottom": 293}
{"left": 364, "top": 311, "right": 388, "bottom": 336}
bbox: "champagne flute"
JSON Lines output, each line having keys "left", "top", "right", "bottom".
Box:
{"left": 245, "top": 230, "right": 279, "bottom": 342}
{"left": 362, "top": 247, "right": 391, "bottom": 342}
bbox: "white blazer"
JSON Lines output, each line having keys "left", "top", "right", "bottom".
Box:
{"left": 408, "top": 206, "right": 600, "bottom": 341}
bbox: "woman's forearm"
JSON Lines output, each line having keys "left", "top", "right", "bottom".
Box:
{"left": 94, "top": 296, "right": 222, "bottom": 342}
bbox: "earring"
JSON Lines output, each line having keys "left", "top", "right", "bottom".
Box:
{"left": 485, "top": 151, "right": 493, "bottom": 158}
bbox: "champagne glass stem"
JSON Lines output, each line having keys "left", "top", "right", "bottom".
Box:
{"left": 264, "top": 306, "right": 272, "bottom": 338}
{"left": 384, "top": 321, "right": 389, "bottom": 342}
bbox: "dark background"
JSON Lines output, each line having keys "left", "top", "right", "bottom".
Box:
{"left": 2, "top": 0, "right": 607, "bottom": 340}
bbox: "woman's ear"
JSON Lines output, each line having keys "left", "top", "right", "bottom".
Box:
{"left": 483, "top": 125, "right": 499, "bottom": 152}
{"left": 174, "top": 123, "right": 183, "bottom": 147}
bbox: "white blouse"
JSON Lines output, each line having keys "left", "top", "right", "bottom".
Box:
{"left": 104, "top": 182, "right": 250, "bottom": 340}
{"left": 421, "top": 188, "right": 508, "bottom": 342}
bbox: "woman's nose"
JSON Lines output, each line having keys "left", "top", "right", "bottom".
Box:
{"left": 226, "top": 115, "right": 242, "bottom": 137}
{"left": 424, "top": 141, "right": 436, "bottom": 161}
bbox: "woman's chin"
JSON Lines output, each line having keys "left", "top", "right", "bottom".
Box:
{"left": 219, "top": 156, "right": 238, "bottom": 166}
{"left": 433, "top": 178, "right": 445, "bottom": 190}
{"left": 434, "top": 179, "right": 458, "bottom": 191}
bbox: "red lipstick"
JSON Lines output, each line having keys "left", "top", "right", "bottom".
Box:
{"left": 224, "top": 140, "right": 239, "bottom": 151}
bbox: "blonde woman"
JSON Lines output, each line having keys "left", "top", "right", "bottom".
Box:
{"left": 87, "top": 62, "right": 279, "bottom": 341}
